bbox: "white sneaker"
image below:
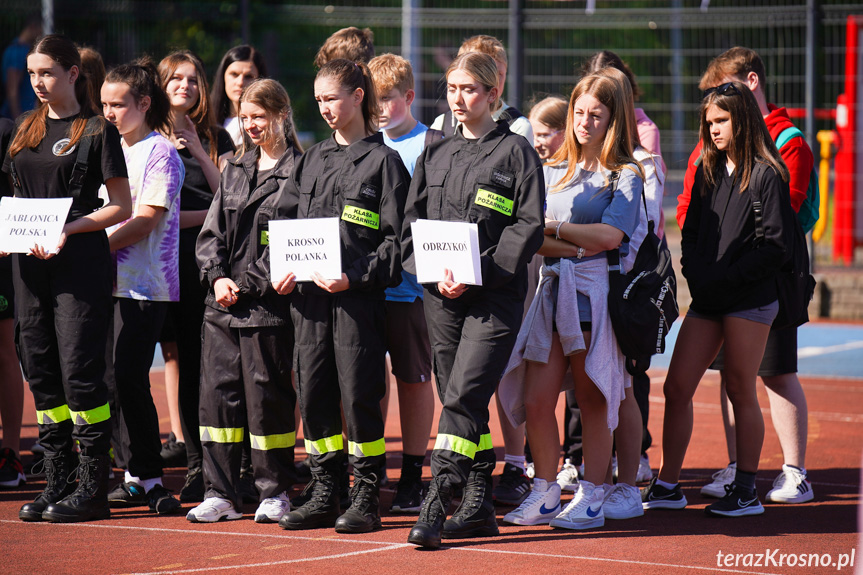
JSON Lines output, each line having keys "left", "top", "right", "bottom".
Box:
{"left": 556, "top": 458, "right": 580, "bottom": 492}
{"left": 766, "top": 465, "right": 814, "bottom": 504}
{"left": 603, "top": 483, "right": 643, "bottom": 520}
{"left": 503, "top": 478, "right": 561, "bottom": 525}
{"left": 700, "top": 463, "right": 736, "bottom": 498}
{"left": 636, "top": 454, "right": 653, "bottom": 483}
{"left": 254, "top": 492, "right": 291, "bottom": 523}
{"left": 525, "top": 462, "right": 535, "bottom": 479}
{"left": 549, "top": 480, "right": 604, "bottom": 530}
{"left": 186, "top": 497, "right": 242, "bottom": 523}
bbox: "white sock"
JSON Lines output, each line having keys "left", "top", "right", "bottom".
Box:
{"left": 125, "top": 471, "right": 161, "bottom": 492}
{"left": 504, "top": 454, "right": 526, "bottom": 472}
{"left": 533, "top": 478, "right": 549, "bottom": 491}
{"left": 656, "top": 478, "right": 677, "bottom": 490}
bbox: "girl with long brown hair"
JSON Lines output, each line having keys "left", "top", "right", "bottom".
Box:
{"left": 643, "top": 81, "right": 791, "bottom": 518}
{"left": 3, "top": 34, "right": 131, "bottom": 523}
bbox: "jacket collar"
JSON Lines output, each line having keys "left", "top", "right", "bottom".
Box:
{"left": 318, "top": 131, "right": 383, "bottom": 163}
{"left": 231, "top": 145, "right": 300, "bottom": 181}
{"left": 454, "top": 120, "right": 510, "bottom": 157}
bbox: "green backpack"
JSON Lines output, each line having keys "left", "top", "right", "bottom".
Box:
{"left": 692, "top": 125, "right": 820, "bottom": 233}
{"left": 774, "top": 126, "right": 820, "bottom": 233}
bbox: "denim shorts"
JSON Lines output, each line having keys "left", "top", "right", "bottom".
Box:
{"left": 687, "top": 299, "right": 779, "bottom": 326}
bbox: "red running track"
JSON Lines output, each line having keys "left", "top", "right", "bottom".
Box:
{"left": 1, "top": 364, "right": 859, "bottom": 574}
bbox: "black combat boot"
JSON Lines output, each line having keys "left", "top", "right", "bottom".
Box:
{"left": 335, "top": 474, "right": 381, "bottom": 533}
{"left": 42, "top": 453, "right": 111, "bottom": 522}
{"left": 279, "top": 469, "right": 341, "bottom": 530}
{"left": 442, "top": 471, "right": 499, "bottom": 538}
{"left": 407, "top": 476, "right": 454, "bottom": 549}
{"left": 19, "top": 451, "right": 77, "bottom": 522}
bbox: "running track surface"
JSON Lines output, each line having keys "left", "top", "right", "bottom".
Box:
{"left": 2, "top": 321, "right": 860, "bottom": 575}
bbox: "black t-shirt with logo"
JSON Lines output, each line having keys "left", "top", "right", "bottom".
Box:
{"left": 1, "top": 113, "right": 128, "bottom": 220}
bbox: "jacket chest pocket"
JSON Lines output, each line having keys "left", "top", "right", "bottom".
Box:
{"left": 469, "top": 167, "right": 516, "bottom": 236}
{"left": 424, "top": 168, "right": 447, "bottom": 220}
{"left": 256, "top": 205, "right": 275, "bottom": 250}
{"left": 341, "top": 179, "right": 382, "bottom": 240}
{"left": 299, "top": 173, "right": 318, "bottom": 217}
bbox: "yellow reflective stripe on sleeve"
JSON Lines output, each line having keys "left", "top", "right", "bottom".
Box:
{"left": 433, "top": 433, "right": 477, "bottom": 460}
{"left": 304, "top": 435, "right": 344, "bottom": 456}
{"left": 476, "top": 433, "right": 494, "bottom": 452}
{"left": 341, "top": 205, "right": 380, "bottom": 229}
{"left": 474, "top": 188, "right": 514, "bottom": 216}
{"left": 36, "top": 404, "right": 71, "bottom": 425}
{"left": 347, "top": 438, "right": 386, "bottom": 458}
{"left": 249, "top": 431, "right": 296, "bottom": 451}
{"left": 199, "top": 426, "right": 244, "bottom": 443}
{"left": 70, "top": 403, "right": 110, "bottom": 425}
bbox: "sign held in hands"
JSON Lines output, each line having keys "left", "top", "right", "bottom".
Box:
{"left": 0, "top": 197, "right": 72, "bottom": 254}
{"left": 411, "top": 219, "right": 482, "bottom": 285}
{"left": 269, "top": 217, "right": 342, "bottom": 282}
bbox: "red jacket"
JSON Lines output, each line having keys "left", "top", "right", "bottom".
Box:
{"left": 676, "top": 104, "right": 815, "bottom": 228}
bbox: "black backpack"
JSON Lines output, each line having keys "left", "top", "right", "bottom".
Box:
{"left": 606, "top": 171, "right": 679, "bottom": 376}
{"left": 747, "top": 163, "right": 815, "bottom": 329}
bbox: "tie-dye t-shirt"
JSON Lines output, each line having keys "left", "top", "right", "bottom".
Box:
{"left": 106, "top": 131, "right": 184, "bottom": 301}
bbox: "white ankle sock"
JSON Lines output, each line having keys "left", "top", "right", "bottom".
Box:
{"left": 504, "top": 454, "right": 525, "bottom": 471}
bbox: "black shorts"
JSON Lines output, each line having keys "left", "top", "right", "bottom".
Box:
{"left": 385, "top": 299, "right": 432, "bottom": 384}
{"left": 710, "top": 324, "right": 798, "bottom": 376}
{"left": 158, "top": 307, "right": 177, "bottom": 343}
{"left": 0, "top": 257, "right": 14, "bottom": 321}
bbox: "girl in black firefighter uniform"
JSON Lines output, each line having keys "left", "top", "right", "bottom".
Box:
{"left": 273, "top": 59, "right": 409, "bottom": 534}
{"left": 2, "top": 35, "right": 132, "bottom": 523}
{"left": 400, "top": 52, "right": 545, "bottom": 548}
{"left": 188, "top": 79, "right": 300, "bottom": 524}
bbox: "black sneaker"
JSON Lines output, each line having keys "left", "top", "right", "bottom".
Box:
{"left": 107, "top": 481, "right": 148, "bottom": 508}
{"left": 148, "top": 484, "right": 182, "bottom": 514}
{"left": 443, "top": 471, "right": 499, "bottom": 539}
{"left": 179, "top": 467, "right": 204, "bottom": 503}
{"left": 641, "top": 476, "right": 687, "bottom": 510}
{"left": 160, "top": 433, "right": 187, "bottom": 468}
{"left": 705, "top": 483, "right": 764, "bottom": 517}
{"left": 390, "top": 476, "right": 425, "bottom": 514}
{"left": 0, "top": 448, "right": 26, "bottom": 488}
{"left": 492, "top": 463, "right": 530, "bottom": 506}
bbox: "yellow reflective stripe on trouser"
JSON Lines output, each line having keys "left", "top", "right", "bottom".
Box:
{"left": 476, "top": 433, "right": 493, "bottom": 452}
{"left": 199, "top": 426, "right": 244, "bottom": 443}
{"left": 304, "top": 435, "right": 344, "bottom": 456}
{"left": 347, "top": 438, "right": 386, "bottom": 458}
{"left": 249, "top": 431, "right": 296, "bottom": 451}
{"left": 434, "top": 433, "right": 477, "bottom": 460}
{"left": 36, "top": 404, "right": 71, "bottom": 425}
{"left": 70, "top": 403, "right": 110, "bottom": 425}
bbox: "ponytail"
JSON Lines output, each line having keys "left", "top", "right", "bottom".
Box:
{"left": 105, "top": 56, "right": 172, "bottom": 135}
{"left": 316, "top": 58, "right": 379, "bottom": 136}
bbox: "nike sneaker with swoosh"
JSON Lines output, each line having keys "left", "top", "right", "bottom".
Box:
{"left": 604, "top": 483, "right": 644, "bottom": 520}
{"left": 502, "top": 479, "right": 561, "bottom": 526}
{"left": 705, "top": 483, "right": 764, "bottom": 517}
{"left": 549, "top": 480, "right": 604, "bottom": 530}
{"left": 641, "top": 476, "right": 688, "bottom": 510}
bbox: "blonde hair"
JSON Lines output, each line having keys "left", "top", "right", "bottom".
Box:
{"left": 314, "top": 27, "right": 375, "bottom": 68}
{"left": 549, "top": 67, "right": 644, "bottom": 191}
{"left": 458, "top": 35, "right": 507, "bottom": 67}
{"left": 445, "top": 52, "right": 499, "bottom": 114}
{"left": 238, "top": 79, "right": 302, "bottom": 158}
{"left": 368, "top": 53, "right": 413, "bottom": 95}
{"left": 528, "top": 95, "right": 567, "bottom": 132}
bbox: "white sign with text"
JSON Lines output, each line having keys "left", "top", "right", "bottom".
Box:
{"left": 411, "top": 219, "right": 482, "bottom": 285}
{"left": 269, "top": 217, "right": 342, "bottom": 282}
{"left": 0, "top": 197, "right": 73, "bottom": 254}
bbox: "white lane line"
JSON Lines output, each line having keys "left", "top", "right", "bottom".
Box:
{"left": 798, "top": 340, "right": 863, "bottom": 359}
{"left": 122, "top": 544, "right": 408, "bottom": 574}
{"left": 450, "top": 547, "right": 783, "bottom": 575}
{"left": 0, "top": 519, "right": 406, "bottom": 546}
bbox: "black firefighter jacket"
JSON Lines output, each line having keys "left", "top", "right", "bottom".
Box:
{"left": 196, "top": 146, "right": 301, "bottom": 327}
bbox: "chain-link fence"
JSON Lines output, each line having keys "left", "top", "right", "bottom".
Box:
{"left": 2, "top": 0, "right": 861, "bottom": 266}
